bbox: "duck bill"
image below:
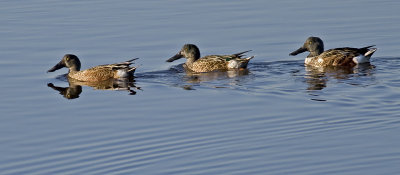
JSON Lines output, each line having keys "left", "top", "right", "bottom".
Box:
{"left": 47, "top": 60, "right": 65, "bottom": 72}
{"left": 289, "top": 47, "right": 307, "bottom": 56}
{"left": 166, "top": 53, "right": 183, "bottom": 62}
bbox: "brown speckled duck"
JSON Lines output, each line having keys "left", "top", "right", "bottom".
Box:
{"left": 290, "top": 37, "right": 377, "bottom": 67}
{"left": 48, "top": 54, "right": 137, "bottom": 82}
{"left": 166, "top": 44, "right": 254, "bottom": 72}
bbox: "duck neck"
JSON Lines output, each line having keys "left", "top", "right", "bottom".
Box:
{"left": 185, "top": 56, "right": 198, "bottom": 68}
{"left": 68, "top": 66, "right": 80, "bottom": 72}
{"left": 308, "top": 51, "right": 321, "bottom": 57}
{"left": 309, "top": 44, "right": 324, "bottom": 57}
{"left": 188, "top": 56, "right": 197, "bottom": 63}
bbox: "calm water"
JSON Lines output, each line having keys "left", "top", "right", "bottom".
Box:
{"left": 1, "top": 0, "right": 400, "bottom": 174}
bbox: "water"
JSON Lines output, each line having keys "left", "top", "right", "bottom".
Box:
{"left": 1, "top": 0, "right": 400, "bottom": 174}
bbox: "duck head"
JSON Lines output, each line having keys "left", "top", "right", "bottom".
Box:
{"left": 48, "top": 54, "right": 81, "bottom": 73}
{"left": 166, "top": 44, "right": 201, "bottom": 63}
{"left": 290, "top": 37, "right": 324, "bottom": 57}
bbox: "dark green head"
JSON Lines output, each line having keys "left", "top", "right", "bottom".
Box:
{"left": 166, "top": 44, "right": 201, "bottom": 62}
{"left": 48, "top": 54, "right": 81, "bottom": 73}
{"left": 290, "top": 37, "right": 324, "bottom": 57}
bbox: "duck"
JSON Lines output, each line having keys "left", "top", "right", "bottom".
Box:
{"left": 289, "top": 37, "right": 377, "bottom": 67}
{"left": 166, "top": 44, "right": 254, "bottom": 72}
{"left": 48, "top": 54, "right": 138, "bottom": 82}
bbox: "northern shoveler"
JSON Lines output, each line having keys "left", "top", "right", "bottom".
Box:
{"left": 166, "top": 44, "right": 254, "bottom": 72}
{"left": 48, "top": 54, "right": 138, "bottom": 82}
{"left": 289, "top": 37, "right": 377, "bottom": 67}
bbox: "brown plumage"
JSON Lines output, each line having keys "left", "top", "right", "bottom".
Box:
{"left": 290, "top": 37, "right": 377, "bottom": 67}
{"left": 167, "top": 44, "right": 254, "bottom": 72}
{"left": 48, "top": 54, "right": 137, "bottom": 82}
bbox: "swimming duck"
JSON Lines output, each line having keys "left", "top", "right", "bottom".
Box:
{"left": 166, "top": 44, "right": 254, "bottom": 72}
{"left": 290, "top": 37, "right": 377, "bottom": 67}
{"left": 48, "top": 54, "right": 138, "bottom": 82}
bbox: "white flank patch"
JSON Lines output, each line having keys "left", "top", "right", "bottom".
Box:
{"left": 352, "top": 55, "right": 370, "bottom": 64}
{"left": 117, "top": 70, "right": 129, "bottom": 78}
{"left": 228, "top": 60, "right": 239, "bottom": 69}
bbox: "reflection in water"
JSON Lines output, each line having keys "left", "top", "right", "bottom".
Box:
{"left": 48, "top": 83, "right": 82, "bottom": 99}
{"left": 304, "top": 63, "right": 375, "bottom": 91}
{"left": 304, "top": 63, "right": 375, "bottom": 101}
{"left": 181, "top": 65, "right": 250, "bottom": 90}
{"left": 184, "top": 69, "right": 249, "bottom": 84}
{"left": 182, "top": 69, "right": 249, "bottom": 90}
{"left": 48, "top": 76, "right": 140, "bottom": 99}
{"left": 140, "top": 64, "right": 251, "bottom": 90}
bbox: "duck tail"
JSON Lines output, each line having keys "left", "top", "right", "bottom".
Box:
{"left": 128, "top": 67, "right": 137, "bottom": 73}
{"left": 123, "top": 58, "right": 139, "bottom": 64}
{"left": 362, "top": 45, "right": 376, "bottom": 49}
{"left": 233, "top": 50, "right": 252, "bottom": 57}
{"left": 110, "top": 58, "right": 139, "bottom": 67}
{"left": 364, "top": 48, "right": 377, "bottom": 58}
{"left": 244, "top": 56, "right": 255, "bottom": 61}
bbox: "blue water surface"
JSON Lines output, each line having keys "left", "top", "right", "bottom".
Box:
{"left": 0, "top": 0, "right": 399, "bottom": 174}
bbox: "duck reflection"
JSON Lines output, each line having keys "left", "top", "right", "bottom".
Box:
{"left": 162, "top": 64, "right": 250, "bottom": 90}
{"left": 48, "top": 76, "right": 139, "bottom": 99}
{"left": 48, "top": 82, "right": 82, "bottom": 99}
{"left": 304, "top": 63, "right": 375, "bottom": 91}
{"left": 183, "top": 69, "right": 250, "bottom": 84}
